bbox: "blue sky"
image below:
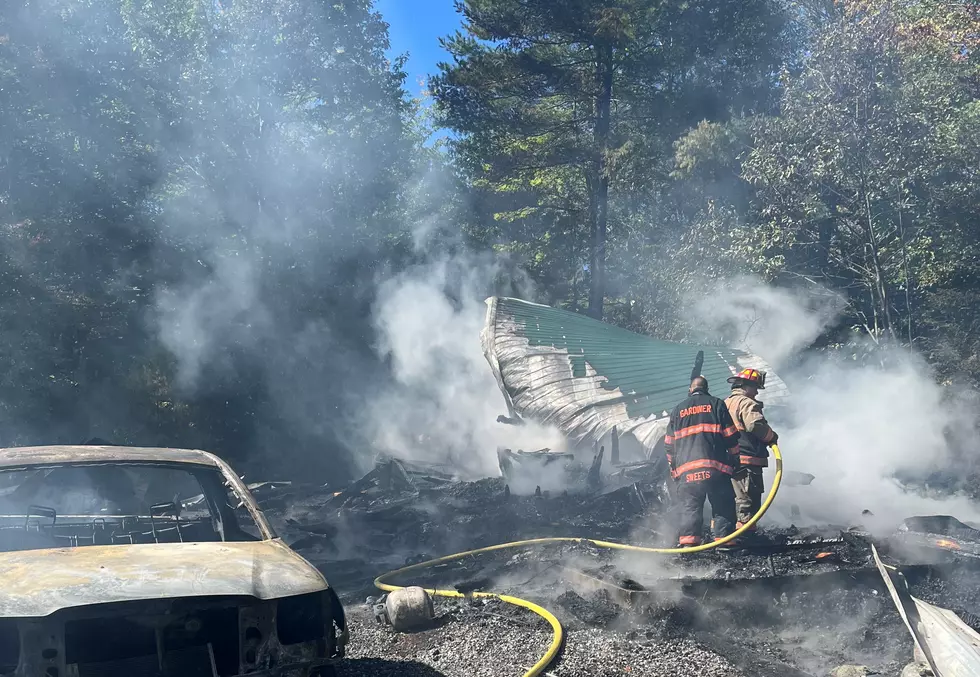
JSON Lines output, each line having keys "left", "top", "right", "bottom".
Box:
{"left": 375, "top": 0, "right": 463, "bottom": 98}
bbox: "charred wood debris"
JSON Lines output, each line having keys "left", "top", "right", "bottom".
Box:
{"left": 249, "top": 449, "right": 980, "bottom": 677}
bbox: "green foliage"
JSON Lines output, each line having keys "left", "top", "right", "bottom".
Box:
{"left": 672, "top": 0, "right": 980, "bottom": 378}
{"left": 433, "top": 0, "right": 790, "bottom": 318}
{"left": 2, "top": 0, "right": 980, "bottom": 468}
{"left": 0, "top": 0, "right": 421, "bottom": 472}
{"left": 444, "top": 0, "right": 980, "bottom": 381}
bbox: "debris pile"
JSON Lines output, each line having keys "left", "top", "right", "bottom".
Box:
{"left": 264, "top": 454, "right": 670, "bottom": 593}
{"left": 253, "top": 455, "right": 980, "bottom": 677}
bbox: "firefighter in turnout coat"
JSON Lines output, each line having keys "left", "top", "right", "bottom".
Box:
{"left": 725, "top": 368, "right": 779, "bottom": 533}
{"left": 664, "top": 376, "right": 740, "bottom": 546}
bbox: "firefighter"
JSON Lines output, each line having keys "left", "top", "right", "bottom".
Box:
{"left": 664, "top": 376, "right": 741, "bottom": 546}
{"left": 725, "top": 368, "right": 779, "bottom": 534}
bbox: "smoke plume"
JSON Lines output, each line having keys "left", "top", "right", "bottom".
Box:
{"left": 696, "top": 277, "right": 980, "bottom": 529}
{"left": 362, "top": 257, "right": 564, "bottom": 479}
{"left": 693, "top": 276, "right": 845, "bottom": 368}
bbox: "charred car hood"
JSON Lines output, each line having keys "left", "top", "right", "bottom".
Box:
{"left": 0, "top": 539, "right": 328, "bottom": 618}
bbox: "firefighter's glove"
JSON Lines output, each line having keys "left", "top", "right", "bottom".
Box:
{"left": 769, "top": 431, "right": 779, "bottom": 445}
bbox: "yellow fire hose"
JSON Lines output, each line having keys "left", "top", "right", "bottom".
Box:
{"left": 374, "top": 444, "right": 784, "bottom": 677}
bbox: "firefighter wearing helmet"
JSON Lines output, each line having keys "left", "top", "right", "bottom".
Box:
{"left": 724, "top": 368, "right": 778, "bottom": 535}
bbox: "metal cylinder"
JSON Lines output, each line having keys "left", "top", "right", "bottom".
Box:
{"left": 384, "top": 586, "right": 434, "bottom": 632}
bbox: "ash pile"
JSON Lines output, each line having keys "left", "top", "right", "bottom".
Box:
{"left": 265, "top": 447, "right": 673, "bottom": 592}
{"left": 255, "top": 451, "right": 980, "bottom": 677}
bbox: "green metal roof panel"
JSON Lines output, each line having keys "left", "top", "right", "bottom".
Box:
{"left": 481, "top": 297, "right": 789, "bottom": 451}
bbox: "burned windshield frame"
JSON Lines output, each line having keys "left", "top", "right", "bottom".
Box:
{"left": 0, "top": 461, "right": 267, "bottom": 550}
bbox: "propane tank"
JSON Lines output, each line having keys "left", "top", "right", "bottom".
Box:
{"left": 384, "top": 586, "right": 434, "bottom": 632}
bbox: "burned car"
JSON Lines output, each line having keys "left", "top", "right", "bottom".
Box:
{"left": 0, "top": 445, "right": 347, "bottom": 677}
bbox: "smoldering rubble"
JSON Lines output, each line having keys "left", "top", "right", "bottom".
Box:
{"left": 250, "top": 452, "right": 980, "bottom": 677}
{"left": 238, "top": 280, "right": 980, "bottom": 677}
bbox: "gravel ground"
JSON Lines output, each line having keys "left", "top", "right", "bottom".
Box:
{"left": 267, "top": 471, "right": 978, "bottom": 677}
{"left": 336, "top": 599, "right": 747, "bottom": 677}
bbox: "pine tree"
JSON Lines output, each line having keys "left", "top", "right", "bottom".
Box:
{"left": 433, "top": 0, "right": 788, "bottom": 318}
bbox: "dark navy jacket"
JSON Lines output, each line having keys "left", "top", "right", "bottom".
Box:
{"left": 664, "top": 389, "right": 741, "bottom": 482}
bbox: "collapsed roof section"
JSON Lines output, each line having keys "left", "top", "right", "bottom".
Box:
{"left": 873, "top": 543, "right": 980, "bottom": 677}
{"left": 481, "top": 296, "right": 789, "bottom": 453}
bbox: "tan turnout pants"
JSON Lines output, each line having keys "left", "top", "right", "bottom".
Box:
{"left": 732, "top": 466, "right": 764, "bottom": 529}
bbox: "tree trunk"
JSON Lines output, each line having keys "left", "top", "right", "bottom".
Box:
{"left": 588, "top": 44, "right": 613, "bottom": 320}
{"left": 896, "top": 195, "right": 914, "bottom": 348}
{"left": 570, "top": 223, "right": 580, "bottom": 312}
{"left": 863, "top": 188, "right": 895, "bottom": 339}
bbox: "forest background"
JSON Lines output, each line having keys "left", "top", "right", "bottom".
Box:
{"left": 1, "top": 0, "right": 977, "bottom": 481}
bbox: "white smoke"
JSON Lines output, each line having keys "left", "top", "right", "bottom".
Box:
{"left": 694, "top": 276, "right": 845, "bottom": 367}
{"left": 696, "top": 277, "right": 980, "bottom": 529}
{"left": 364, "top": 258, "right": 564, "bottom": 479}
{"left": 780, "top": 351, "right": 980, "bottom": 527}
{"left": 155, "top": 256, "right": 269, "bottom": 389}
